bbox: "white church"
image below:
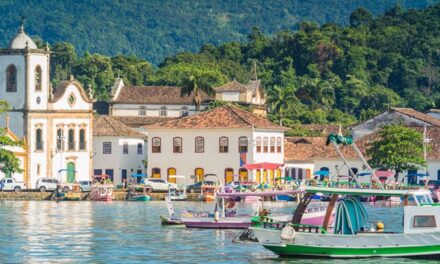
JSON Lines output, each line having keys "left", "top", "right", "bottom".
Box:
{"left": 0, "top": 23, "right": 94, "bottom": 188}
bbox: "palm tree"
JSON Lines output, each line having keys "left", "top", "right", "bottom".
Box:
{"left": 181, "top": 74, "right": 213, "bottom": 112}
{"left": 266, "top": 85, "right": 296, "bottom": 126}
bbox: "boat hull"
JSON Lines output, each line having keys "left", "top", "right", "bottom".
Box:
{"left": 259, "top": 231, "right": 440, "bottom": 258}
{"left": 160, "top": 215, "right": 184, "bottom": 225}
{"left": 264, "top": 243, "right": 440, "bottom": 258}
{"left": 128, "top": 195, "right": 151, "bottom": 201}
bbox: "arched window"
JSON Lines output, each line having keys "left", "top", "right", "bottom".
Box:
{"left": 68, "top": 128, "right": 75, "bottom": 150}
{"left": 263, "top": 137, "right": 268, "bottom": 153}
{"left": 160, "top": 106, "right": 167, "bottom": 116}
{"left": 35, "top": 128, "right": 43, "bottom": 150}
{"left": 152, "top": 137, "right": 161, "bottom": 153}
{"left": 270, "top": 137, "right": 275, "bottom": 153}
{"left": 277, "top": 137, "right": 282, "bottom": 152}
{"left": 151, "top": 168, "right": 161, "bottom": 178}
{"left": 35, "top": 66, "right": 42, "bottom": 91}
{"left": 173, "top": 137, "right": 182, "bottom": 153}
{"left": 167, "top": 168, "right": 177, "bottom": 183}
{"left": 6, "top": 64, "right": 17, "bottom": 92}
{"left": 56, "top": 129, "right": 64, "bottom": 151}
{"left": 138, "top": 106, "right": 146, "bottom": 116}
{"left": 79, "top": 129, "right": 86, "bottom": 150}
{"left": 256, "top": 137, "right": 262, "bottom": 153}
{"left": 219, "top": 137, "right": 229, "bottom": 153}
{"left": 195, "top": 136, "right": 204, "bottom": 153}
{"left": 225, "top": 168, "right": 234, "bottom": 184}
{"left": 180, "top": 106, "right": 189, "bottom": 117}
{"left": 239, "top": 137, "right": 248, "bottom": 152}
{"left": 349, "top": 167, "right": 358, "bottom": 177}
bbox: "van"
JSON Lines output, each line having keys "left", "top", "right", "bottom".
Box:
{"left": 36, "top": 178, "right": 59, "bottom": 192}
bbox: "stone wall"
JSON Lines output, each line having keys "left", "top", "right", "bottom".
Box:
{"left": 0, "top": 191, "right": 200, "bottom": 201}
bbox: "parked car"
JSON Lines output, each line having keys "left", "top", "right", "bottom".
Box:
{"left": 142, "top": 178, "right": 177, "bottom": 192}
{"left": 36, "top": 178, "right": 59, "bottom": 192}
{"left": 78, "top": 181, "right": 92, "bottom": 192}
{"left": 186, "top": 180, "right": 216, "bottom": 193}
{"left": 0, "top": 178, "right": 25, "bottom": 192}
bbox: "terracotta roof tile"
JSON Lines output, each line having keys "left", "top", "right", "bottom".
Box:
{"left": 111, "top": 116, "right": 176, "bottom": 128}
{"left": 214, "top": 80, "right": 248, "bottom": 92}
{"left": 144, "top": 105, "right": 286, "bottom": 130}
{"left": 284, "top": 126, "right": 440, "bottom": 161}
{"left": 112, "top": 86, "right": 213, "bottom": 104}
{"left": 301, "top": 124, "right": 349, "bottom": 135}
{"left": 392, "top": 107, "right": 440, "bottom": 126}
{"left": 93, "top": 115, "right": 145, "bottom": 138}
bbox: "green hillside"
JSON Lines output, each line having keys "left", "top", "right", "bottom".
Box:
{"left": 0, "top": 0, "right": 437, "bottom": 64}
{"left": 47, "top": 3, "right": 440, "bottom": 128}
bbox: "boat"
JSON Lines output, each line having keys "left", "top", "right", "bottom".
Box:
{"left": 251, "top": 186, "right": 440, "bottom": 259}
{"left": 160, "top": 196, "right": 184, "bottom": 226}
{"left": 199, "top": 174, "right": 221, "bottom": 202}
{"left": 53, "top": 183, "right": 82, "bottom": 201}
{"left": 90, "top": 174, "right": 113, "bottom": 201}
{"left": 63, "top": 183, "right": 82, "bottom": 201}
{"left": 167, "top": 175, "right": 187, "bottom": 201}
{"left": 126, "top": 185, "right": 152, "bottom": 201}
{"left": 182, "top": 189, "right": 327, "bottom": 229}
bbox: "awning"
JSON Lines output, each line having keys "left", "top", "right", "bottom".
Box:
{"left": 131, "top": 173, "right": 146, "bottom": 178}
{"left": 313, "top": 170, "right": 330, "bottom": 176}
{"left": 375, "top": 171, "right": 394, "bottom": 177}
{"left": 243, "top": 162, "right": 284, "bottom": 170}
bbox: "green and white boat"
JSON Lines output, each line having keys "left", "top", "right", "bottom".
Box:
{"left": 252, "top": 186, "right": 440, "bottom": 258}
{"left": 126, "top": 185, "right": 152, "bottom": 201}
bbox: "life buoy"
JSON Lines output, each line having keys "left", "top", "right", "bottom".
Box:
{"left": 281, "top": 225, "right": 296, "bottom": 241}
{"left": 226, "top": 199, "right": 235, "bottom": 209}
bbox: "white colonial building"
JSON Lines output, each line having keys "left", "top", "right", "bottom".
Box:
{"left": 0, "top": 24, "right": 94, "bottom": 188}
{"left": 109, "top": 78, "right": 212, "bottom": 120}
{"left": 93, "top": 115, "right": 147, "bottom": 187}
{"left": 143, "top": 105, "right": 287, "bottom": 185}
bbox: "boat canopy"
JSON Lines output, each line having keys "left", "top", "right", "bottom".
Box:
{"left": 244, "top": 162, "right": 284, "bottom": 170}
{"left": 217, "top": 189, "right": 303, "bottom": 198}
{"left": 375, "top": 171, "right": 394, "bottom": 177}
{"left": 313, "top": 170, "right": 330, "bottom": 176}
{"left": 305, "top": 186, "right": 430, "bottom": 197}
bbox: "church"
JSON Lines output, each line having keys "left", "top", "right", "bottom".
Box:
{"left": 0, "top": 23, "right": 94, "bottom": 188}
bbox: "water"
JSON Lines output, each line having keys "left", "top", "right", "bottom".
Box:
{"left": 0, "top": 201, "right": 437, "bottom": 263}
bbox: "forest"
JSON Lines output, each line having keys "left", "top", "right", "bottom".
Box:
{"left": 44, "top": 3, "right": 440, "bottom": 128}
{"left": 0, "top": 0, "right": 436, "bottom": 64}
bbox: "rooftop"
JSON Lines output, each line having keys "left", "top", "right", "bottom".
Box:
{"left": 391, "top": 108, "right": 440, "bottom": 126}
{"left": 144, "top": 105, "right": 286, "bottom": 130}
{"left": 93, "top": 115, "right": 145, "bottom": 138}
{"left": 112, "top": 85, "right": 213, "bottom": 105}
{"left": 214, "top": 80, "right": 248, "bottom": 93}
{"left": 284, "top": 126, "right": 440, "bottom": 162}
{"left": 111, "top": 116, "right": 176, "bottom": 128}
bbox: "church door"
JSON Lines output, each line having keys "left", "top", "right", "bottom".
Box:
{"left": 67, "top": 162, "right": 75, "bottom": 183}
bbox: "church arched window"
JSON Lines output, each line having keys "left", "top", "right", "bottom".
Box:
{"left": 35, "top": 66, "right": 42, "bottom": 91}
{"left": 6, "top": 64, "right": 17, "bottom": 92}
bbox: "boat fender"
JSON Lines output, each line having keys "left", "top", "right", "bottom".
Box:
{"left": 214, "top": 210, "right": 220, "bottom": 222}
{"left": 280, "top": 225, "right": 295, "bottom": 241}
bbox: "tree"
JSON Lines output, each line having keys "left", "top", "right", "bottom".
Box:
{"left": 349, "top": 8, "right": 372, "bottom": 27}
{"left": 180, "top": 74, "right": 214, "bottom": 112}
{"left": 266, "top": 84, "right": 296, "bottom": 126}
{"left": 367, "top": 125, "right": 425, "bottom": 181}
{"left": 0, "top": 101, "right": 23, "bottom": 175}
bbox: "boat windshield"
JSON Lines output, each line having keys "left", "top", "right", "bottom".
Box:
{"left": 415, "top": 194, "right": 433, "bottom": 205}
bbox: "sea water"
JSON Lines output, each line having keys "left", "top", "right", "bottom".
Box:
{"left": 0, "top": 201, "right": 435, "bottom": 263}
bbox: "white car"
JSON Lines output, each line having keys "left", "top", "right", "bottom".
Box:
{"left": 36, "top": 178, "right": 59, "bottom": 192}
{"left": 78, "top": 181, "right": 92, "bottom": 192}
{"left": 143, "top": 178, "right": 177, "bottom": 192}
{"left": 0, "top": 178, "right": 25, "bottom": 192}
